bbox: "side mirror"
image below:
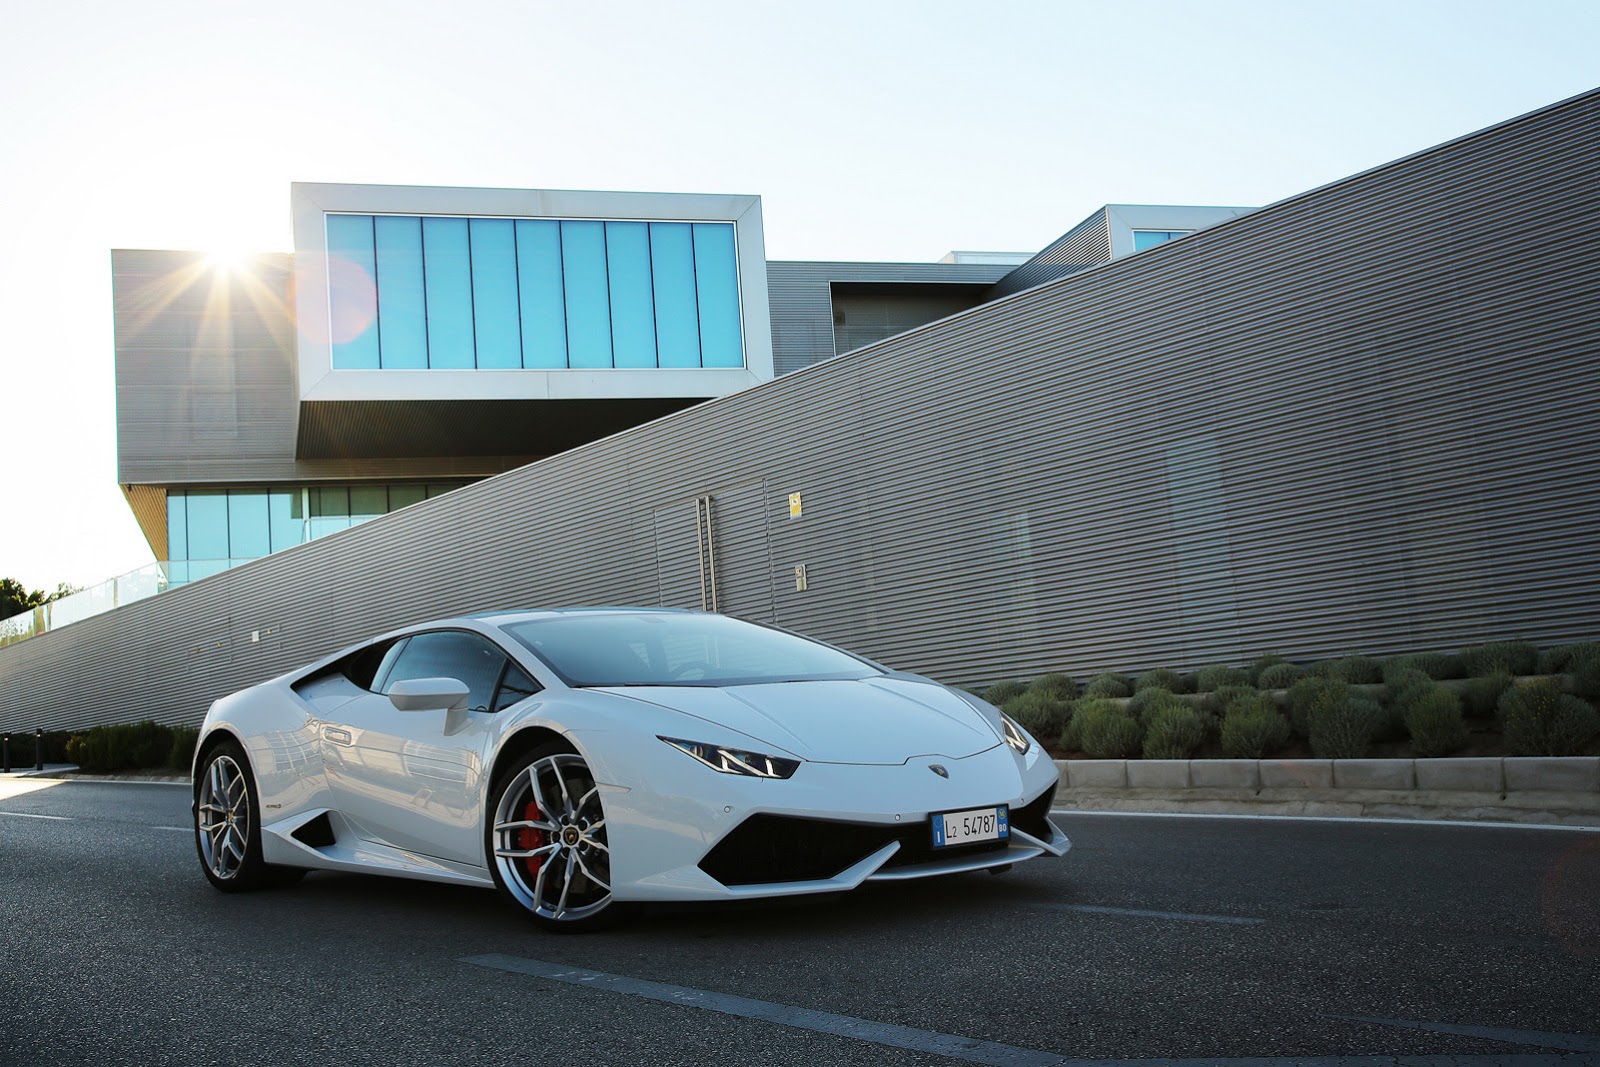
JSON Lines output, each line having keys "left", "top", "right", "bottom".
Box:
{"left": 387, "top": 677, "right": 470, "bottom": 712}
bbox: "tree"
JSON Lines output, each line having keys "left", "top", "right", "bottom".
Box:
{"left": 0, "top": 578, "right": 72, "bottom": 620}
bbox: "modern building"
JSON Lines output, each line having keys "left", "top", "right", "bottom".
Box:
{"left": 2, "top": 86, "right": 1597, "bottom": 735}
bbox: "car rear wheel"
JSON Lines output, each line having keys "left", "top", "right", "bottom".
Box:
{"left": 194, "top": 739, "right": 304, "bottom": 892}
{"left": 488, "top": 744, "right": 614, "bottom": 931}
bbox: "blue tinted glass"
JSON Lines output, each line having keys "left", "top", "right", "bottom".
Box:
{"left": 186, "top": 491, "right": 229, "bottom": 561}
{"left": 423, "top": 217, "right": 475, "bottom": 369}
{"left": 649, "top": 223, "right": 701, "bottom": 368}
{"left": 350, "top": 486, "right": 387, "bottom": 522}
{"left": 469, "top": 219, "right": 521, "bottom": 369}
{"left": 561, "top": 221, "right": 613, "bottom": 369}
{"left": 388, "top": 484, "right": 426, "bottom": 510}
{"left": 309, "top": 486, "right": 351, "bottom": 539}
{"left": 516, "top": 221, "right": 567, "bottom": 368}
{"left": 426, "top": 482, "right": 465, "bottom": 498}
{"left": 692, "top": 224, "right": 743, "bottom": 368}
{"left": 374, "top": 216, "right": 428, "bottom": 369}
{"left": 188, "top": 559, "right": 231, "bottom": 581}
{"left": 326, "top": 215, "right": 380, "bottom": 370}
{"left": 1133, "top": 230, "right": 1186, "bottom": 252}
{"left": 268, "top": 491, "right": 301, "bottom": 553}
{"left": 226, "top": 491, "right": 269, "bottom": 559}
{"left": 605, "top": 222, "right": 657, "bottom": 369}
{"left": 167, "top": 493, "right": 188, "bottom": 561}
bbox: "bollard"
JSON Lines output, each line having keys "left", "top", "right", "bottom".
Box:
{"left": 2, "top": 732, "right": 9, "bottom": 773}
{"left": 34, "top": 727, "right": 43, "bottom": 771}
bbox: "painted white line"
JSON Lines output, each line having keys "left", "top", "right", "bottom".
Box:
{"left": 0, "top": 811, "right": 71, "bottom": 821}
{"left": 1330, "top": 1014, "right": 1600, "bottom": 1053}
{"left": 463, "top": 954, "right": 1583, "bottom": 1067}
{"left": 1030, "top": 902, "right": 1264, "bottom": 926}
{"left": 153, "top": 826, "right": 190, "bottom": 833}
{"left": 1052, "top": 809, "right": 1600, "bottom": 833}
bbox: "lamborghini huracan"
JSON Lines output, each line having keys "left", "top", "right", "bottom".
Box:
{"left": 192, "top": 608, "right": 1068, "bottom": 929}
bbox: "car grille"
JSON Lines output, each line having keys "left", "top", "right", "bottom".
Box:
{"left": 698, "top": 783, "right": 1054, "bottom": 888}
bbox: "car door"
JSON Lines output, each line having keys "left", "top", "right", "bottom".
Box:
{"left": 320, "top": 628, "right": 539, "bottom": 865}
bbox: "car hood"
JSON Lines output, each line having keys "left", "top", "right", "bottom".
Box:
{"left": 592, "top": 677, "right": 1001, "bottom": 765}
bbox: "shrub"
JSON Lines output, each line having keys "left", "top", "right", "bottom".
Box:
{"left": 1219, "top": 696, "right": 1292, "bottom": 758}
{"left": 1567, "top": 645, "right": 1600, "bottom": 701}
{"left": 1257, "top": 662, "right": 1305, "bottom": 690}
{"left": 1002, "top": 692, "right": 1074, "bottom": 743}
{"left": 167, "top": 726, "right": 201, "bottom": 771}
{"left": 1142, "top": 703, "right": 1207, "bottom": 759}
{"left": 1500, "top": 681, "right": 1600, "bottom": 757}
{"left": 1287, "top": 676, "right": 1349, "bottom": 738}
{"left": 1134, "top": 668, "right": 1187, "bottom": 694}
{"left": 983, "top": 679, "right": 1029, "bottom": 706}
{"left": 1193, "top": 664, "right": 1248, "bottom": 693}
{"left": 1128, "top": 687, "right": 1184, "bottom": 726}
{"left": 1535, "top": 642, "right": 1598, "bottom": 675}
{"left": 1207, "top": 684, "right": 1260, "bottom": 717}
{"left": 1384, "top": 651, "right": 1464, "bottom": 681}
{"left": 1459, "top": 641, "right": 1538, "bottom": 678}
{"left": 1308, "top": 696, "right": 1383, "bottom": 759}
{"left": 1459, "top": 672, "right": 1512, "bottom": 721}
{"left": 2, "top": 730, "right": 74, "bottom": 768}
{"left": 68, "top": 720, "right": 176, "bottom": 774}
{"left": 1402, "top": 688, "right": 1469, "bottom": 757}
{"left": 1030, "top": 672, "right": 1078, "bottom": 701}
{"left": 1075, "top": 699, "right": 1143, "bottom": 758}
{"left": 1385, "top": 668, "right": 1437, "bottom": 710}
{"left": 1080, "top": 672, "right": 1131, "bottom": 699}
{"left": 1247, "top": 654, "right": 1286, "bottom": 686}
{"left": 1319, "top": 655, "right": 1384, "bottom": 685}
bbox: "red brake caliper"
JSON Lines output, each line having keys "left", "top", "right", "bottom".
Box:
{"left": 516, "top": 801, "right": 546, "bottom": 879}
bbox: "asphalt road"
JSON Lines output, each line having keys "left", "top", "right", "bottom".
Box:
{"left": 2, "top": 778, "right": 1597, "bottom": 1067}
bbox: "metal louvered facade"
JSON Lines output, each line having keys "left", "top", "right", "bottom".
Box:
{"left": 6, "top": 89, "right": 1600, "bottom": 732}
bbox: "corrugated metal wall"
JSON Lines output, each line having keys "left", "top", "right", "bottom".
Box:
{"left": 989, "top": 208, "right": 1109, "bottom": 297}
{"left": 7, "top": 89, "right": 1600, "bottom": 733}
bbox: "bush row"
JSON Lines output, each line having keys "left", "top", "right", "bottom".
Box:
{"left": 989, "top": 640, "right": 1600, "bottom": 759}
{"left": 62, "top": 721, "right": 199, "bottom": 775}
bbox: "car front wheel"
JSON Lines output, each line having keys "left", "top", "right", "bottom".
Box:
{"left": 488, "top": 745, "right": 614, "bottom": 931}
{"left": 194, "top": 739, "right": 303, "bottom": 892}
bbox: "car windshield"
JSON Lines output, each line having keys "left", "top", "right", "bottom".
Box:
{"left": 500, "top": 613, "right": 879, "bottom": 687}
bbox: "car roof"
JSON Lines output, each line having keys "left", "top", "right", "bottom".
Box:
{"left": 461, "top": 606, "right": 693, "bottom": 626}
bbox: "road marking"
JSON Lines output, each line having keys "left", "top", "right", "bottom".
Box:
{"left": 153, "top": 826, "right": 190, "bottom": 833}
{"left": 0, "top": 811, "right": 70, "bottom": 821}
{"left": 1053, "top": 809, "right": 1600, "bottom": 833}
{"left": 1330, "top": 1014, "right": 1600, "bottom": 1053}
{"left": 462, "top": 953, "right": 1067, "bottom": 1067}
{"left": 462, "top": 954, "right": 1591, "bottom": 1067}
{"left": 1028, "top": 902, "right": 1265, "bottom": 925}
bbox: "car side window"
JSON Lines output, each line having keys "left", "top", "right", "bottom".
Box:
{"left": 382, "top": 631, "right": 506, "bottom": 713}
{"left": 493, "top": 663, "right": 541, "bottom": 712}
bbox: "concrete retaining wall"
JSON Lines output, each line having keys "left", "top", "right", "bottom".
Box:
{"left": 1053, "top": 757, "right": 1600, "bottom": 826}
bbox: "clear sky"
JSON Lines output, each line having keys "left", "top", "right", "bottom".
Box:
{"left": 1, "top": 0, "right": 1597, "bottom": 593}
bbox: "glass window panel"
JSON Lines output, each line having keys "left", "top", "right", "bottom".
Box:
{"left": 268, "top": 491, "right": 301, "bottom": 553}
{"left": 469, "top": 219, "right": 521, "bottom": 369}
{"left": 605, "top": 222, "right": 657, "bottom": 369}
{"left": 1133, "top": 230, "right": 1188, "bottom": 252}
{"left": 649, "top": 223, "right": 701, "bottom": 368}
{"left": 226, "top": 491, "right": 270, "bottom": 560}
{"left": 388, "top": 484, "right": 426, "bottom": 511}
{"left": 350, "top": 486, "right": 388, "bottom": 523}
{"left": 188, "top": 559, "right": 231, "bottom": 582}
{"left": 326, "top": 215, "right": 381, "bottom": 370}
{"left": 309, "top": 486, "right": 351, "bottom": 539}
{"left": 374, "top": 216, "right": 428, "bottom": 369}
{"left": 186, "top": 491, "right": 230, "bottom": 562}
{"left": 516, "top": 220, "right": 567, "bottom": 369}
{"left": 166, "top": 493, "right": 188, "bottom": 562}
{"left": 423, "top": 217, "right": 475, "bottom": 369}
{"left": 383, "top": 630, "right": 506, "bottom": 713}
{"left": 692, "top": 223, "right": 744, "bottom": 368}
{"left": 560, "top": 220, "right": 613, "bottom": 369}
{"left": 425, "top": 482, "right": 464, "bottom": 499}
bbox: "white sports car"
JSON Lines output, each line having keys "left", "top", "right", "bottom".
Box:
{"left": 192, "top": 608, "right": 1068, "bottom": 929}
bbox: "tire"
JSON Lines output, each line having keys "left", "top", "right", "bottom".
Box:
{"left": 486, "top": 743, "right": 615, "bottom": 931}
{"left": 194, "top": 739, "right": 305, "bottom": 892}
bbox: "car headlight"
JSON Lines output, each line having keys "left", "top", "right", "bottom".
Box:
{"left": 659, "top": 736, "right": 801, "bottom": 779}
{"left": 1001, "top": 714, "right": 1032, "bottom": 755}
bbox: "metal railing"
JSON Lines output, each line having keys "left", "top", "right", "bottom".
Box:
{"left": 0, "top": 559, "right": 255, "bottom": 648}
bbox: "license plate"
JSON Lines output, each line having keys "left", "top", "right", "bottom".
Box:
{"left": 931, "top": 805, "right": 1009, "bottom": 848}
